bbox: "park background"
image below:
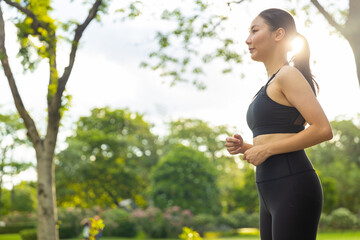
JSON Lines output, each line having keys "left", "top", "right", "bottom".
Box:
{"left": 0, "top": 0, "right": 360, "bottom": 240}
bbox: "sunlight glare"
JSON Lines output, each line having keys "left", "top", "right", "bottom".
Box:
{"left": 291, "top": 37, "right": 303, "bottom": 55}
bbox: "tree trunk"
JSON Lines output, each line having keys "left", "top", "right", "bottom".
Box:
{"left": 344, "top": 29, "right": 360, "bottom": 86}
{"left": 348, "top": 39, "right": 360, "bottom": 87}
{"left": 36, "top": 147, "right": 58, "bottom": 240}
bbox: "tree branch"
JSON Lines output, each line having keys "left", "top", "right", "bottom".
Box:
{"left": 58, "top": 0, "right": 103, "bottom": 95}
{"left": 3, "top": 0, "right": 50, "bottom": 32}
{"left": 0, "top": 4, "right": 42, "bottom": 149}
{"left": 310, "top": 0, "right": 346, "bottom": 35}
{"left": 226, "top": 0, "right": 245, "bottom": 10}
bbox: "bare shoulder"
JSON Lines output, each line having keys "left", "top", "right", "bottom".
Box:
{"left": 275, "top": 65, "right": 308, "bottom": 89}
{"left": 277, "top": 65, "right": 304, "bottom": 81}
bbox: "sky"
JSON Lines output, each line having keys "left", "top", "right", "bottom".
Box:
{"left": 1, "top": 0, "right": 359, "bottom": 186}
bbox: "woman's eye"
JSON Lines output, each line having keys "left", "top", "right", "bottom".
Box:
{"left": 252, "top": 29, "right": 258, "bottom": 33}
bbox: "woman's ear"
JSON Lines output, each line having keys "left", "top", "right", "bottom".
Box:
{"left": 274, "top": 28, "right": 286, "bottom": 42}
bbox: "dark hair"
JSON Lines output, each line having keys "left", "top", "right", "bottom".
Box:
{"left": 259, "top": 8, "right": 319, "bottom": 95}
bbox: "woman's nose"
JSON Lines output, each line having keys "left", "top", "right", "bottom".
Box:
{"left": 245, "top": 35, "right": 251, "bottom": 45}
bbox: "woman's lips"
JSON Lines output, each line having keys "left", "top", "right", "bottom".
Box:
{"left": 249, "top": 48, "right": 255, "bottom": 53}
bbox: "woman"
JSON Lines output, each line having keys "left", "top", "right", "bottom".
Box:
{"left": 225, "top": 8, "right": 333, "bottom": 240}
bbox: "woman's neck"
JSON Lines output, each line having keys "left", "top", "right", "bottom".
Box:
{"left": 263, "top": 51, "right": 288, "bottom": 78}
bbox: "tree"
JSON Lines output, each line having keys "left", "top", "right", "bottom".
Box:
{"left": 163, "top": 118, "right": 233, "bottom": 162}
{"left": 130, "top": 0, "right": 360, "bottom": 88}
{"left": 56, "top": 107, "right": 158, "bottom": 208}
{"left": 137, "top": 0, "right": 243, "bottom": 90}
{"left": 231, "top": 165, "right": 258, "bottom": 213}
{"left": 307, "top": 116, "right": 360, "bottom": 212}
{"left": 309, "top": 0, "right": 360, "bottom": 86}
{"left": 150, "top": 144, "right": 222, "bottom": 215}
{"left": 0, "top": 1, "right": 109, "bottom": 239}
{"left": 162, "top": 118, "right": 248, "bottom": 213}
{"left": 1, "top": 181, "right": 37, "bottom": 215}
{"left": 0, "top": 112, "right": 32, "bottom": 216}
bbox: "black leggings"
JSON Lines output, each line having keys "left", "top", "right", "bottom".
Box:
{"left": 256, "top": 150, "right": 323, "bottom": 240}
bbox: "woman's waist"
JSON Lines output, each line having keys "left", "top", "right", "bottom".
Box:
{"left": 253, "top": 132, "right": 297, "bottom": 146}
{"left": 255, "top": 149, "right": 314, "bottom": 183}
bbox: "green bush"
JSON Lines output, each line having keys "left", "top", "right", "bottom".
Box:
{"left": 131, "top": 206, "right": 166, "bottom": 238}
{"left": 319, "top": 213, "right": 331, "bottom": 230}
{"left": 246, "top": 212, "right": 260, "bottom": 228}
{"left": 328, "top": 208, "right": 358, "bottom": 230}
{"left": 163, "top": 206, "right": 194, "bottom": 238}
{"left": 0, "top": 223, "right": 37, "bottom": 234}
{"left": 218, "top": 210, "right": 259, "bottom": 229}
{"left": 150, "top": 145, "right": 222, "bottom": 215}
{"left": 58, "top": 207, "right": 89, "bottom": 238}
{"left": 227, "top": 209, "right": 259, "bottom": 228}
{"left": 102, "top": 208, "right": 137, "bottom": 237}
{"left": 0, "top": 212, "right": 36, "bottom": 233}
{"left": 191, "top": 213, "right": 217, "bottom": 236}
{"left": 19, "top": 229, "right": 37, "bottom": 240}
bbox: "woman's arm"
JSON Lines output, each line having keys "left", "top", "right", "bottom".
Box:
{"left": 243, "top": 66, "right": 333, "bottom": 165}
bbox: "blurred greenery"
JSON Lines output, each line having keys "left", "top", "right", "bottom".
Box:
{"left": 150, "top": 144, "right": 221, "bottom": 215}
{"left": 0, "top": 108, "right": 360, "bottom": 235}
{"left": 56, "top": 107, "right": 158, "bottom": 208}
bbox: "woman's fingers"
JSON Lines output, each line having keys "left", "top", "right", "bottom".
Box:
{"left": 226, "top": 137, "right": 241, "bottom": 143}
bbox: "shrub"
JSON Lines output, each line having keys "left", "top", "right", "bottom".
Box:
{"left": 191, "top": 214, "right": 217, "bottom": 236}
{"left": 150, "top": 145, "right": 222, "bottom": 215}
{"left": 0, "top": 212, "right": 36, "bottom": 233}
{"left": 101, "top": 208, "right": 137, "bottom": 237}
{"left": 19, "top": 229, "right": 37, "bottom": 240}
{"left": 163, "top": 206, "right": 194, "bottom": 238}
{"left": 131, "top": 206, "right": 166, "bottom": 238}
{"left": 0, "top": 223, "right": 37, "bottom": 234}
{"left": 58, "top": 207, "right": 91, "bottom": 238}
{"left": 246, "top": 212, "right": 260, "bottom": 228}
{"left": 179, "top": 227, "right": 202, "bottom": 240}
{"left": 328, "top": 208, "right": 358, "bottom": 230}
{"left": 319, "top": 213, "right": 331, "bottom": 230}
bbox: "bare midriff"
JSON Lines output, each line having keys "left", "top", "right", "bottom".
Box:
{"left": 253, "top": 133, "right": 297, "bottom": 146}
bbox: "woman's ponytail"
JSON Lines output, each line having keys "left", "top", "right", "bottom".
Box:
{"left": 292, "top": 33, "right": 319, "bottom": 95}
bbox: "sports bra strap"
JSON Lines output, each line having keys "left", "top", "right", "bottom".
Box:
{"left": 265, "top": 68, "right": 281, "bottom": 86}
{"left": 265, "top": 63, "right": 289, "bottom": 86}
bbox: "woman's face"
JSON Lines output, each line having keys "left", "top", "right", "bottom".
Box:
{"left": 245, "top": 16, "right": 275, "bottom": 62}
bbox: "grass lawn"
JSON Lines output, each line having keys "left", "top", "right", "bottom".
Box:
{"left": 2, "top": 231, "right": 360, "bottom": 240}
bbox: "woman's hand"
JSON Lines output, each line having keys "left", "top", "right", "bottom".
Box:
{"left": 225, "top": 134, "right": 245, "bottom": 155}
{"left": 243, "top": 144, "right": 271, "bottom": 166}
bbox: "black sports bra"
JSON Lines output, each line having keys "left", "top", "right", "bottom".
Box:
{"left": 246, "top": 70, "right": 305, "bottom": 138}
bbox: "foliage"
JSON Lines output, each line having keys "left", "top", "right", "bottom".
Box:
{"left": 0, "top": 112, "right": 32, "bottom": 215}
{"left": 0, "top": 224, "right": 36, "bottom": 234}
{"left": 179, "top": 226, "right": 202, "bottom": 240}
{"left": 56, "top": 107, "right": 158, "bottom": 208}
{"left": 230, "top": 166, "right": 258, "bottom": 213}
{"left": 101, "top": 208, "right": 137, "bottom": 237}
{"left": 317, "top": 172, "right": 338, "bottom": 214}
{"left": 57, "top": 207, "right": 86, "bottom": 239}
{"left": 221, "top": 209, "right": 259, "bottom": 229}
{"left": 150, "top": 144, "right": 221, "bottom": 215}
{"left": 0, "top": 182, "right": 37, "bottom": 215}
{"left": 0, "top": 211, "right": 36, "bottom": 234}
{"left": 135, "top": 1, "right": 244, "bottom": 89}
{"left": 131, "top": 206, "right": 166, "bottom": 238}
{"left": 191, "top": 213, "right": 217, "bottom": 236}
{"left": 19, "top": 229, "right": 37, "bottom": 240}
{"left": 89, "top": 217, "right": 105, "bottom": 240}
{"left": 307, "top": 116, "right": 360, "bottom": 212}
{"left": 163, "top": 206, "right": 194, "bottom": 238}
{"left": 0, "top": 0, "right": 113, "bottom": 238}
{"left": 328, "top": 208, "right": 358, "bottom": 230}
{"left": 163, "top": 118, "right": 232, "bottom": 161}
